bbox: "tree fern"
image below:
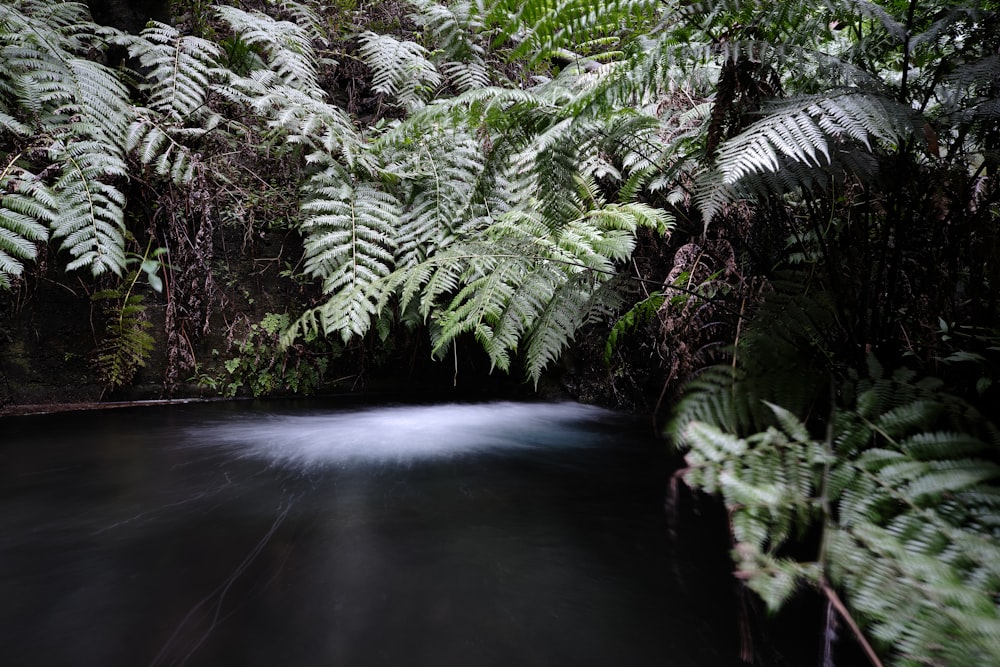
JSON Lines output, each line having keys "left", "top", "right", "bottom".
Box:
{"left": 522, "top": 270, "right": 625, "bottom": 380}
{"left": 273, "top": 0, "right": 329, "bottom": 47}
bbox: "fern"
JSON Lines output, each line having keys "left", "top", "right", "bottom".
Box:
{"left": 296, "top": 168, "right": 401, "bottom": 342}
{"left": 522, "top": 270, "right": 623, "bottom": 380}
{"left": 673, "top": 273, "right": 1000, "bottom": 667}
{"left": 0, "top": 1, "right": 132, "bottom": 278}
{"left": 693, "top": 91, "right": 921, "bottom": 225}
{"left": 92, "top": 271, "right": 156, "bottom": 390}
{"left": 278, "top": 2, "right": 679, "bottom": 380}
{"left": 604, "top": 291, "right": 665, "bottom": 363}
{"left": 397, "top": 175, "right": 669, "bottom": 381}
{"left": 123, "top": 22, "right": 221, "bottom": 173}
{"left": 216, "top": 5, "right": 323, "bottom": 98}
{"left": 273, "top": 0, "right": 329, "bottom": 47}
{"left": 0, "top": 165, "right": 52, "bottom": 289}
{"left": 717, "top": 93, "right": 916, "bottom": 182}
{"left": 254, "top": 87, "right": 360, "bottom": 156}
{"left": 48, "top": 139, "right": 128, "bottom": 275}
{"left": 679, "top": 369, "right": 1000, "bottom": 665}
{"left": 115, "top": 22, "right": 227, "bottom": 183}
{"left": 408, "top": 0, "right": 491, "bottom": 92}
{"left": 377, "top": 124, "right": 489, "bottom": 266}
{"left": 358, "top": 31, "right": 443, "bottom": 108}
{"left": 484, "top": 0, "right": 660, "bottom": 65}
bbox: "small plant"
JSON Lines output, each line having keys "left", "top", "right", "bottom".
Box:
{"left": 91, "top": 246, "right": 167, "bottom": 390}
{"left": 219, "top": 312, "right": 340, "bottom": 397}
{"left": 604, "top": 291, "right": 664, "bottom": 363}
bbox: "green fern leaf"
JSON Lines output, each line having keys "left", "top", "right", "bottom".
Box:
{"left": 379, "top": 126, "right": 488, "bottom": 266}
{"left": 298, "top": 174, "right": 400, "bottom": 341}
{"left": 523, "top": 272, "right": 614, "bottom": 382}
{"left": 0, "top": 169, "right": 52, "bottom": 288}
{"left": 358, "top": 31, "right": 442, "bottom": 107}
{"left": 763, "top": 401, "right": 811, "bottom": 443}
{"left": 715, "top": 93, "right": 916, "bottom": 185}
{"left": 409, "top": 0, "right": 490, "bottom": 90}
{"left": 216, "top": 5, "right": 322, "bottom": 97}
{"left": 253, "top": 88, "right": 362, "bottom": 159}
{"left": 604, "top": 291, "right": 665, "bottom": 363}
{"left": 48, "top": 139, "right": 127, "bottom": 276}
{"left": 129, "top": 22, "right": 223, "bottom": 121}
{"left": 93, "top": 285, "right": 155, "bottom": 389}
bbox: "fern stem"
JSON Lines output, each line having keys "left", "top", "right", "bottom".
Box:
{"left": 821, "top": 581, "right": 886, "bottom": 667}
{"left": 62, "top": 148, "right": 103, "bottom": 263}
{"left": 1, "top": 150, "right": 27, "bottom": 181}
{"left": 898, "top": 0, "right": 919, "bottom": 104}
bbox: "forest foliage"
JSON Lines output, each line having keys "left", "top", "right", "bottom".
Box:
{"left": 1, "top": 0, "right": 998, "bottom": 664}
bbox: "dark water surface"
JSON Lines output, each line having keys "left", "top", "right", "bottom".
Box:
{"left": 1, "top": 400, "right": 738, "bottom": 667}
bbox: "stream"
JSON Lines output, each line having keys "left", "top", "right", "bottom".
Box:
{"left": 1, "top": 400, "right": 740, "bottom": 666}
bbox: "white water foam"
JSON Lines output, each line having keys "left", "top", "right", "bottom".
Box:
{"left": 192, "top": 402, "right": 616, "bottom": 467}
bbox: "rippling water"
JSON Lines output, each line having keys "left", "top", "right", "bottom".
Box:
{"left": 0, "top": 400, "right": 739, "bottom": 667}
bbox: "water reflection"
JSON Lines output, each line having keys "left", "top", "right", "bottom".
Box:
{"left": 0, "top": 401, "right": 738, "bottom": 667}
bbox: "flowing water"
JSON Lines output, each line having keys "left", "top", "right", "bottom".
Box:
{"left": 1, "top": 400, "right": 739, "bottom": 667}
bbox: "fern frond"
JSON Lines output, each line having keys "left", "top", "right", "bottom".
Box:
{"left": 298, "top": 171, "right": 400, "bottom": 341}
{"left": 832, "top": 0, "right": 908, "bottom": 42}
{"left": 380, "top": 126, "right": 490, "bottom": 266}
{"left": 62, "top": 58, "right": 132, "bottom": 146}
{"left": 125, "top": 110, "right": 207, "bottom": 185}
{"left": 431, "top": 248, "right": 541, "bottom": 370}
{"left": 410, "top": 0, "right": 492, "bottom": 91}
{"left": 604, "top": 291, "right": 665, "bottom": 362}
{"left": 93, "top": 285, "right": 155, "bottom": 389}
{"left": 521, "top": 270, "right": 605, "bottom": 382}
{"left": 490, "top": 0, "right": 659, "bottom": 65}
{"left": 678, "top": 331, "right": 1000, "bottom": 664}
{"left": 2, "top": 37, "right": 130, "bottom": 151}
{"left": 128, "top": 22, "right": 223, "bottom": 121}
{"left": 418, "top": 178, "right": 664, "bottom": 376}
{"left": 275, "top": 0, "right": 329, "bottom": 46}
{"left": 715, "top": 93, "right": 916, "bottom": 185}
{"left": 0, "top": 167, "right": 52, "bottom": 288}
{"left": 358, "top": 31, "right": 443, "bottom": 107}
{"left": 216, "top": 5, "right": 322, "bottom": 98}
{"left": 251, "top": 86, "right": 366, "bottom": 163}
{"left": 0, "top": 2, "right": 134, "bottom": 279}
{"left": 48, "top": 139, "right": 127, "bottom": 276}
